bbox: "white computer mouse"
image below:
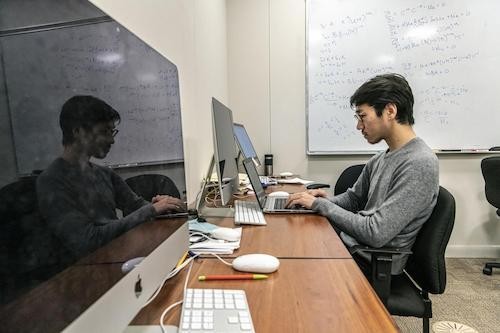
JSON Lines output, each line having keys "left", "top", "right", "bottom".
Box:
{"left": 268, "top": 191, "right": 289, "bottom": 197}
{"left": 232, "top": 254, "right": 280, "bottom": 273}
{"left": 121, "top": 257, "right": 145, "bottom": 273}
{"left": 280, "top": 171, "right": 293, "bottom": 177}
{"left": 210, "top": 227, "right": 240, "bottom": 242}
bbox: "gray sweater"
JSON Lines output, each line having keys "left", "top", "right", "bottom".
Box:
{"left": 37, "top": 158, "right": 156, "bottom": 261}
{"left": 312, "top": 137, "right": 439, "bottom": 274}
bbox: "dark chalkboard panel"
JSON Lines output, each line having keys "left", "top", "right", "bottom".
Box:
{"left": 1, "top": 20, "right": 183, "bottom": 174}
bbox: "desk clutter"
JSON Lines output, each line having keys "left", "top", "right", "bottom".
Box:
{"left": 188, "top": 219, "right": 242, "bottom": 254}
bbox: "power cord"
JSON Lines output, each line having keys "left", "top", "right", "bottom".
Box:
{"left": 159, "top": 259, "right": 194, "bottom": 333}
{"left": 151, "top": 252, "right": 235, "bottom": 332}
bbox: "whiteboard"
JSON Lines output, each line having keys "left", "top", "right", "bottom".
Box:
{"left": 307, "top": 0, "right": 500, "bottom": 154}
{"left": 1, "top": 20, "right": 184, "bottom": 174}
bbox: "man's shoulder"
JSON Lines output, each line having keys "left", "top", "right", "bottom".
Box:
{"left": 407, "top": 138, "right": 438, "bottom": 165}
{"left": 38, "top": 158, "right": 66, "bottom": 179}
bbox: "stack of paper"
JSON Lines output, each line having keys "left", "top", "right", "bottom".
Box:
{"left": 276, "top": 177, "right": 314, "bottom": 185}
{"left": 188, "top": 222, "right": 242, "bottom": 255}
{"left": 189, "top": 238, "right": 240, "bottom": 255}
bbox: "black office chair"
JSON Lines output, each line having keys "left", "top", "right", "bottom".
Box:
{"left": 352, "top": 186, "right": 455, "bottom": 333}
{"left": 481, "top": 156, "right": 500, "bottom": 275}
{"left": 0, "top": 177, "right": 67, "bottom": 305}
{"left": 334, "top": 164, "right": 365, "bottom": 195}
{"left": 125, "top": 174, "right": 181, "bottom": 201}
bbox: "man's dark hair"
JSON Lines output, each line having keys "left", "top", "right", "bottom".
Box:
{"left": 349, "top": 73, "right": 415, "bottom": 125}
{"left": 60, "top": 95, "right": 120, "bottom": 145}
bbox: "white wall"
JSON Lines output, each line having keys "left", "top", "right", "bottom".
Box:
{"left": 227, "top": 0, "right": 500, "bottom": 258}
{"left": 89, "top": 0, "right": 228, "bottom": 203}
{"left": 89, "top": 0, "right": 499, "bottom": 257}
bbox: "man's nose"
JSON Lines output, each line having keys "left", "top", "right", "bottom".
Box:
{"left": 356, "top": 120, "right": 363, "bottom": 130}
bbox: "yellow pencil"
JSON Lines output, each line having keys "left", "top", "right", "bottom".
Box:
{"left": 176, "top": 251, "right": 188, "bottom": 268}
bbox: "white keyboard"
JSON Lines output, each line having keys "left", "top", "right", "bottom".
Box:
{"left": 179, "top": 288, "right": 255, "bottom": 333}
{"left": 234, "top": 200, "right": 267, "bottom": 225}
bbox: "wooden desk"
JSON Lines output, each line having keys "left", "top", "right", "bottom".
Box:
{"left": 131, "top": 258, "right": 399, "bottom": 333}
{"left": 0, "top": 185, "right": 398, "bottom": 332}
{"left": 0, "top": 263, "right": 124, "bottom": 333}
{"left": 77, "top": 217, "right": 186, "bottom": 265}
{"left": 202, "top": 213, "right": 351, "bottom": 258}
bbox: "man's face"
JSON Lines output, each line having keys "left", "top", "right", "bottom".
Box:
{"left": 354, "top": 104, "right": 391, "bottom": 145}
{"left": 77, "top": 121, "right": 118, "bottom": 159}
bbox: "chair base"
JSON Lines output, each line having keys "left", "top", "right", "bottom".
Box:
{"left": 483, "top": 262, "right": 500, "bottom": 275}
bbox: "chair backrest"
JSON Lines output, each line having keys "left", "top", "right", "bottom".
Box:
{"left": 481, "top": 156, "right": 500, "bottom": 211}
{"left": 0, "top": 177, "right": 65, "bottom": 276}
{"left": 405, "top": 186, "right": 455, "bottom": 294}
{"left": 125, "top": 174, "right": 181, "bottom": 201}
{"left": 334, "top": 164, "right": 365, "bottom": 195}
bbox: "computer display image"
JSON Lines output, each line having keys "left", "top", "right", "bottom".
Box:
{"left": 233, "top": 123, "right": 261, "bottom": 167}
{"left": 211, "top": 98, "right": 240, "bottom": 206}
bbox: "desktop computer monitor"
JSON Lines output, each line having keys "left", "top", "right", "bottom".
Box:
{"left": 211, "top": 98, "right": 240, "bottom": 206}
{"left": 233, "top": 123, "right": 261, "bottom": 167}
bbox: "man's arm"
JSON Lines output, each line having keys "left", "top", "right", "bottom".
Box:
{"left": 112, "top": 172, "right": 186, "bottom": 215}
{"left": 38, "top": 174, "right": 156, "bottom": 259}
{"left": 287, "top": 165, "right": 369, "bottom": 212}
{"left": 311, "top": 159, "right": 437, "bottom": 248}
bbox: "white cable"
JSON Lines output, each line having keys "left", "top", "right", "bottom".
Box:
{"left": 209, "top": 252, "right": 234, "bottom": 266}
{"left": 160, "top": 259, "right": 194, "bottom": 333}
{"left": 189, "top": 231, "right": 220, "bottom": 242}
{"left": 142, "top": 254, "right": 199, "bottom": 308}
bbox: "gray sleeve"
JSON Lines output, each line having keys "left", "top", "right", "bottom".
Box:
{"left": 110, "top": 171, "right": 152, "bottom": 216}
{"left": 37, "top": 174, "right": 156, "bottom": 259}
{"left": 311, "top": 158, "right": 437, "bottom": 248}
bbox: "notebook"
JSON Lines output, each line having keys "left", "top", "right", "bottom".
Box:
{"left": 242, "top": 158, "right": 315, "bottom": 214}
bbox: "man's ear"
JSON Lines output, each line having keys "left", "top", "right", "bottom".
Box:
{"left": 72, "top": 127, "right": 84, "bottom": 140}
{"left": 385, "top": 103, "right": 397, "bottom": 120}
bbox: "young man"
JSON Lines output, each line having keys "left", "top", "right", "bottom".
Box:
{"left": 37, "top": 95, "right": 185, "bottom": 261}
{"left": 287, "top": 73, "right": 439, "bottom": 275}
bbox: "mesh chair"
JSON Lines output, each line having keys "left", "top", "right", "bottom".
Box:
{"left": 125, "top": 174, "right": 181, "bottom": 201}
{"left": 334, "top": 165, "right": 455, "bottom": 332}
{"left": 481, "top": 156, "right": 500, "bottom": 275}
{"left": 0, "top": 177, "right": 66, "bottom": 305}
{"left": 334, "top": 164, "right": 365, "bottom": 195}
{"left": 353, "top": 186, "right": 456, "bottom": 333}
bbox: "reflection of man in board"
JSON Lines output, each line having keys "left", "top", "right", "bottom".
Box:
{"left": 37, "top": 95, "right": 185, "bottom": 261}
{"left": 287, "top": 74, "right": 439, "bottom": 276}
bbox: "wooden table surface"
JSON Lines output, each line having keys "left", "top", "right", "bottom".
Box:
{"left": 77, "top": 217, "right": 186, "bottom": 265}
{"left": 0, "top": 183, "right": 399, "bottom": 332}
{"left": 131, "top": 258, "right": 399, "bottom": 333}
{"left": 0, "top": 263, "right": 124, "bottom": 333}
{"left": 200, "top": 213, "right": 351, "bottom": 259}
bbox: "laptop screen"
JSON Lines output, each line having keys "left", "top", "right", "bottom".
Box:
{"left": 242, "top": 158, "right": 267, "bottom": 209}
{"left": 233, "top": 123, "right": 261, "bottom": 167}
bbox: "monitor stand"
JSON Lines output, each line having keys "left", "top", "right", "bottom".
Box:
{"left": 196, "top": 156, "right": 235, "bottom": 218}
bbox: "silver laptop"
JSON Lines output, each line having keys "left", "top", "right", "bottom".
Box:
{"left": 242, "top": 158, "right": 315, "bottom": 214}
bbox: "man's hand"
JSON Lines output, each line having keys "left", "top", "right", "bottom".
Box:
{"left": 152, "top": 195, "right": 187, "bottom": 214}
{"left": 285, "top": 191, "right": 317, "bottom": 209}
{"left": 306, "top": 189, "right": 328, "bottom": 198}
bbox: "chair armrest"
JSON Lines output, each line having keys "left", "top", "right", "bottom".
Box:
{"left": 350, "top": 245, "right": 412, "bottom": 256}
{"left": 350, "top": 246, "right": 412, "bottom": 305}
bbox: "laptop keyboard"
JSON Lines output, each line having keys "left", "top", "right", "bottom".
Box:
{"left": 273, "top": 198, "right": 288, "bottom": 209}
{"left": 234, "top": 200, "right": 267, "bottom": 225}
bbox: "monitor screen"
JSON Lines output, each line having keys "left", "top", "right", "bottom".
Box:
{"left": 211, "top": 98, "right": 240, "bottom": 206}
{"left": 233, "top": 123, "right": 261, "bottom": 167}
